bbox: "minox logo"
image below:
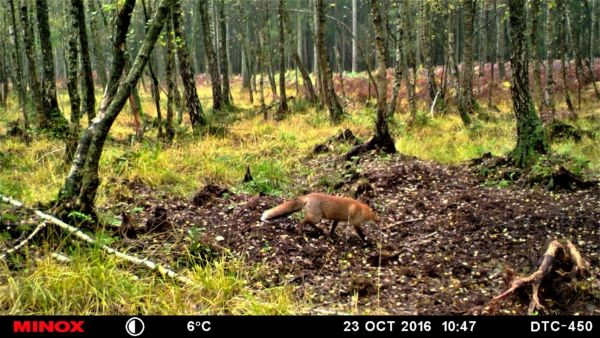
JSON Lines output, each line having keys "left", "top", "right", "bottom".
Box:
{"left": 13, "top": 320, "right": 85, "bottom": 333}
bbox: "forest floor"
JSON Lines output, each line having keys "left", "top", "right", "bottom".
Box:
{"left": 105, "top": 149, "right": 600, "bottom": 315}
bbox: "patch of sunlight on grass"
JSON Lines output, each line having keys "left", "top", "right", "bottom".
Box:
{"left": 0, "top": 137, "right": 66, "bottom": 204}
{"left": 393, "top": 112, "right": 516, "bottom": 164}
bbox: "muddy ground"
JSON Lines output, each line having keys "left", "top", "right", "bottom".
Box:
{"left": 107, "top": 153, "right": 599, "bottom": 315}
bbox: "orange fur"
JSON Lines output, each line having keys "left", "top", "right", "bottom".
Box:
{"left": 261, "top": 193, "right": 379, "bottom": 240}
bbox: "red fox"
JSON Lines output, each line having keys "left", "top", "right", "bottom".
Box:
{"left": 260, "top": 193, "right": 380, "bottom": 241}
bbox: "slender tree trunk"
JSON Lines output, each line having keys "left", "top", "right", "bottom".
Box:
{"left": 245, "top": 46, "right": 255, "bottom": 104}
{"left": 239, "top": 12, "right": 253, "bottom": 100}
{"left": 19, "top": 0, "right": 43, "bottom": 122}
{"left": 71, "top": 0, "right": 96, "bottom": 124}
{"left": 0, "top": 38, "right": 7, "bottom": 108}
{"left": 557, "top": 0, "right": 575, "bottom": 118}
{"left": 275, "top": 0, "right": 288, "bottom": 120}
{"left": 124, "top": 51, "right": 145, "bottom": 141}
{"left": 97, "top": 0, "right": 135, "bottom": 118}
{"left": 128, "top": 93, "right": 143, "bottom": 140}
{"left": 64, "top": 0, "right": 81, "bottom": 163}
{"left": 496, "top": 0, "right": 506, "bottom": 80}
{"left": 8, "top": 0, "right": 27, "bottom": 130}
{"left": 351, "top": 0, "right": 358, "bottom": 73}
{"left": 507, "top": 0, "right": 548, "bottom": 168}
{"left": 265, "top": 4, "right": 278, "bottom": 100}
{"left": 448, "top": 10, "right": 468, "bottom": 125}
{"left": 387, "top": 10, "right": 403, "bottom": 119}
{"left": 458, "top": 0, "right": 476, "bottom": 125}
{"left": 87, "top": 0, "right": 107, "bottom": 90}
{"left": 36, "top": 0, "right": 69, "bottom": 133}
{"left": 542, "top": 2, "right": 556, "bottom": 122}
{"left": 368, "top": 0, "right": 395, "bottom": 153}
{"left": 141, "top": 0, "right": 163, "bottom": 134}
{"left": 335, "top": 45, "right": 346, "bottom": 99}
{"left": 488, "top": 0, "right": 498, "bottom": 109}
{"left": 297, "top": 12, "right": 303, "bottom": 69}
{"left": 58, "top": 0, "right": 171, "bottom": 216}
{"left": 65, "top": 1, "right": 81, "bottom": 126}
{"left": 401, "top": 0, "right": 417, "bottom": 120}
{"left": 584, "top": 0, "right": 600, "bottom": 100}
{"left": 312, "top": 0, "right": 322, "bottom": 102}
{"left": 165, "top": 4, "right": 175, "bottom": 142}
{"left": 477, "top": 2, "right": 484, "bottom": 96}
{"left": 422, "top": 0, "right": 441, "bottom": 114}
{"left": 293, "top": 52, "right": 317, "bottom": 104}
{"left": 173, "top": 0, "right": 206, "bottom": 127}
{"left": 241, "top": 46, "right": 249, "bottom": 89}
{"left": 217, "top": 0, "right": 231, "bottom": 106}
{"left": 199, "top": 0, "right": 223, "bottom": 111}
{"left": 257, "top": 8, "right": 274, "bottom": 107}
{"left": 316, "top": 0, "right": 343, "bottom": 123}
{"left": 174, "top": 77, "right": 184, "bottom": 123}
{"left": 565, "top": 3, "right": 583, "bottom": 110}
{"left": 256, "top": 20, "right": 267, "bottom": 115}
{"left": 529, "top": 0, "right": 544, "bottom": 110}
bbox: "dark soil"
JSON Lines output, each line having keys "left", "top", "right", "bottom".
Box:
{"left": 106, "top": 154, "right": 600, "bottom": 315}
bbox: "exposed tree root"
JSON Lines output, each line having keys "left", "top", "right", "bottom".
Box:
{"left": 313, "top": 128, "right": 361, "bottom": 154}
{"left": 471, "top": 152, "right": 598, "bottom": 191}
{"left": 492, "top": 239, "right": 588, "bottom": 314}
{"left": 344, "top": 134, "right": 396, "bottom": 161}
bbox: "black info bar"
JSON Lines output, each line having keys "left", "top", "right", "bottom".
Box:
{"left": 1, "top": 316, "right": 597, "bottom": 337}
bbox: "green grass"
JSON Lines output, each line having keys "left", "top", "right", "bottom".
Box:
{"left": 0, "top": 245, "right": 298, "bottom": 314}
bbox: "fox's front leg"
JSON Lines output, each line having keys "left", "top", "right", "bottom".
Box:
{"left": 352, "top": 223, "right": 367, "bottom": 242}
{"left": 329, "top": 221, "right": 339, "bottom": 239}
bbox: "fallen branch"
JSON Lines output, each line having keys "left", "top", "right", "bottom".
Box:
{"left": 0, "top": 221, "right": 47, "bottom": 260}
{"left": 382, "top": 217, "right": 426, "bottom": 230}
{"left": 492, "top": 239, "right": 588, "bottom": 314}
{"left": 34, "top": 148, "right": 63, "bottom": 163}
{"left": 51, "top": 252, "right": 72, "bottom": 263}
{"left": 0, "top": 194, "right": 194, "bottom": 286}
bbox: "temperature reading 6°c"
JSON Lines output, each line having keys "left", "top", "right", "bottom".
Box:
{"left": 187, "top": 321, "right": 211, "bottom": 332}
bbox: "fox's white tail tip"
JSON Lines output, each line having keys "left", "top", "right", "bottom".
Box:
{"left": 260, "top": 211, "right": 270, "bottom": 222}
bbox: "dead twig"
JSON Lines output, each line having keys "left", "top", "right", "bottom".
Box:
{"left": 0, "top": 221, "right": 47, "bottom": 260}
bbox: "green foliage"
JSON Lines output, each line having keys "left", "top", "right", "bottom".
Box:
{"left": 409, "top": 111, "right": 432, "bottom": 127}
{"left": 289, "top": 98, "right": 312, "bottom": 114}
{"left": 242, "top": 160, "right": 288, "bottom": 195}
{"left": 67, "top": 211, "right": 93, "bottom": 223}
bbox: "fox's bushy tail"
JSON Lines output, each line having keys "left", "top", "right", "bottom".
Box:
{"left": 260, "top": 197, "right": 306, "bottom": 221}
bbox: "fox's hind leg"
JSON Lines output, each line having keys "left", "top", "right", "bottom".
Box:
{"left": 298, "top": 210, "right": 322, "bottom": 234}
